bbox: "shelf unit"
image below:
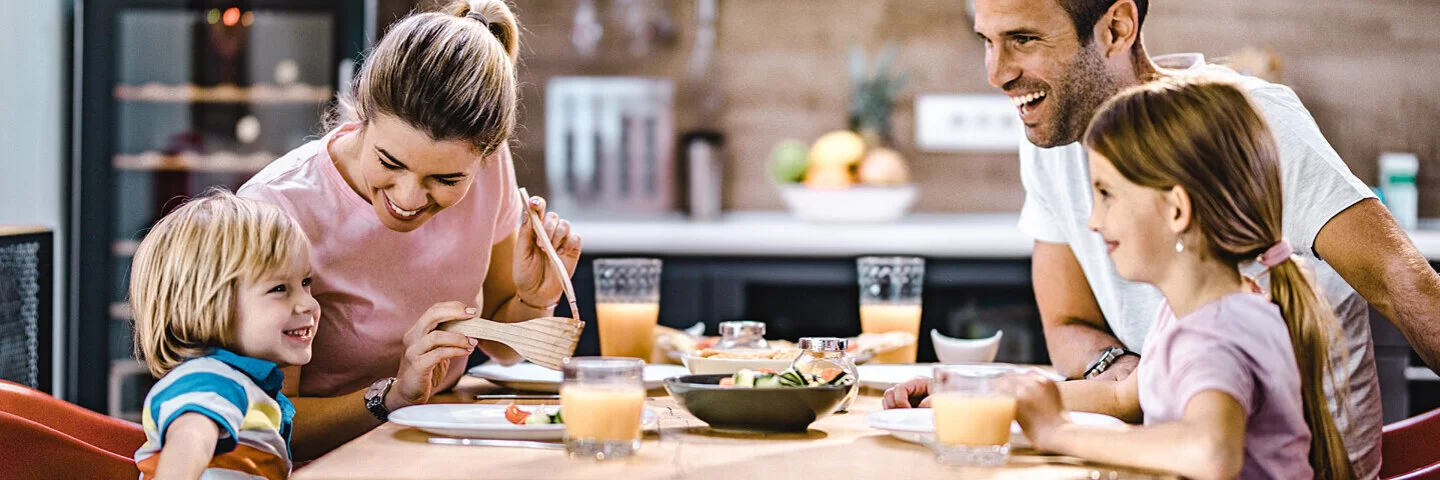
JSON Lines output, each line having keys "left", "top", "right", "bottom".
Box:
{"left": 72, "top": 0, "right": 365, "bottom": 415}
{"left": 113, "top": 151, "right": 277, "bottom": 172}
{"left": 114, "top": 82, "right": 332, "bottom": 104}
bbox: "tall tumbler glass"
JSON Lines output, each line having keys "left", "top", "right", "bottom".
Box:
{"left": 593, "top": 258, "right": 662, "bottom": 360}
{"left": 857, "top": 256, "right": 924, "bottom": 363}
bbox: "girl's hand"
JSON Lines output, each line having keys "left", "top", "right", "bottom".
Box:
{"left": 1000, "top": 370, "right": 1070, "bottom": 451}
{"left": 883, "top": 377, "right": 934, "bottom": 409}
{"left": 512, "top": 195, "right": 581, "bottom": 309}
{"left": 390, "top": 302, "right": 478, "bottom": 408}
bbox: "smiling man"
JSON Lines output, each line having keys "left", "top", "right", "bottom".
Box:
{"left": 885, "top": 0, "right": 1440, "bottom": 476}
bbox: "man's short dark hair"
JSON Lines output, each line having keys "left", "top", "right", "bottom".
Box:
{"left": 1059, "top": 0, "right": 1148, "bottom": 44}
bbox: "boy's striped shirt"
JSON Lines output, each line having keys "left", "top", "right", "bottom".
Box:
{"left": 134, "top": 349, "right": 294, "bottom": 480}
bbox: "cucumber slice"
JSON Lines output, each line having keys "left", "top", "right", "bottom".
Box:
{"left": 754, "top": 374, "right": 782, "bottom": 388}
{"left": 778, "top": 370, "right": 806, "bottom": 387}
{"left": 735, "top": 369, "right": 757, "bottom": 388}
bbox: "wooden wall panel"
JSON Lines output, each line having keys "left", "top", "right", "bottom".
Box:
{"left": 390, "top": 0, "right": 1440, "bottom": 215}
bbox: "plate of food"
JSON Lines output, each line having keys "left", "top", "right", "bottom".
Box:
{"left": 680, "top": 347, "right": 802, "bottom": 375}
{"left": 864, "top": 408, "right": 1124, "bottom": 449}
{"left": 390, "top": 403, "right": 659, "bottom": 440}
{"left": 855, "top": 363, "right": 1065, "bottom": 391}
{"left": 467, "top": 362, "right": 688, "bottom": 393}
{"left": 653, "top": 323, "right": 913, "bottom": 366}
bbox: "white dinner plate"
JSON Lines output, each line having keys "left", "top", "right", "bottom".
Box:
{"left": 865, "top": 408, "right": 1124, "bottom": 449}
{"left": 467, "top": 362, "right": 689, "bottom": 393}
{"left": 856, "top": 363, "right": 1065, "bottom": 391}
{"left": 390, "top": 403, "right": 660, "bottom": 440}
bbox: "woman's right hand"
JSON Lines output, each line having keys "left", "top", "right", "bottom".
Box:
{"left": 388, "top": 301, "right": 479, "bottom": 409}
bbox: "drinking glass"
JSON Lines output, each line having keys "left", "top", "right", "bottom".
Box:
{"left": 857, "top": 256, "right": 924, "bottom": 363}
{"left": 929, "top": 365, "right": 1017, "bottom": 467}
{"left": 593, "top": 258, "right": 662, "bottom": 360}
{"left": 560, "top": 357, "right": 646, "bottom": 460}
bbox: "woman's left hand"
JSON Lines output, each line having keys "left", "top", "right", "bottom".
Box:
{"left": 513, "top": 195, "right": 581, "bottom": 309}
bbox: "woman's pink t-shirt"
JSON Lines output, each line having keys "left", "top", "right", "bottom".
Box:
{"left": 238, "top": 127, "right": 522, "bottom": 396}
{"left": 1137, "top": 293, "right": 1315, "bottom": 479}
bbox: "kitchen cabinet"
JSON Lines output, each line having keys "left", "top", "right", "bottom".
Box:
{"left": 534, "top": 255, "right": 1049, "bottom": 366}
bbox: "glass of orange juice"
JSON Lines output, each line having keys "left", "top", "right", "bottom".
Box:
{"left": 593, "top": 258, "right": 662, "bottom": 361}
{"left": 857, "top": 256, "right": 924, "bottom": 363}
{"left": 561, "top": 357, "right": 647, "bottom": 460}
{"left": 929, "top": 365, "right": 1017, "bottom": 467}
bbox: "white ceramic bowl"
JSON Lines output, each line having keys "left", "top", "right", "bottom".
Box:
{"left": 777, "top": 184, "right": 918, "bottom": 223}
{"left": 681, "top": 354, "right": 798, "bottom": 375}
{"left": 929, "top": 329, "right": 1003, "bottom": 363}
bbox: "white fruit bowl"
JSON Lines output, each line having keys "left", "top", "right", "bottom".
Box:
{"left": 777, "top": 184, "right": 918, "bottom": 223}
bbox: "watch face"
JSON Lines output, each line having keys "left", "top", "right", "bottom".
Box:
{"left": 366, "top": 378, "right": 389, "bottom": 399}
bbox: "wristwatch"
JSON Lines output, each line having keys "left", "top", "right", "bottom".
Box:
{"left": 1083, "top": 346, "right": 1138, "bottom": 379}
{"left": 364, "top": 377, "right": 397, "bottom": 422}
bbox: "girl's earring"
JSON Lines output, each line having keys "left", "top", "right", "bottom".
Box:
{"left": 1175, "top": 237, "right": 1185, "bottom": 253}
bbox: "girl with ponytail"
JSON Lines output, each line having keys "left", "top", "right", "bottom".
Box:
{"left": 1002, "top": 76, "right": 1353, "bottom": 479}
{"left": 237, "top": 1, "right": 584, "bottom": 460}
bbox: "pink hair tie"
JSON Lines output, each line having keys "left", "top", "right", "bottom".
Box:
{"left": 1259, "top": 239, "right": 1294, "bottom": 268}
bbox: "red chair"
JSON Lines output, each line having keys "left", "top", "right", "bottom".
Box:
{"left": 0, "top": 379, "right": 145, "bottom": 479}
{"left": 1390, "top": 462, "right": 1440, "bottom": 480}
{"left": 1383, "top": 407, "right": 1440, "bottom": 480}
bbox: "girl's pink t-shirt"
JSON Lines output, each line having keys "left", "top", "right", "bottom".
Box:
{"left": 1137, "top": 293, "right": 1315, "bottom": 479}
{"left": 238, "top": 126, "right": 522, "bottom": 396}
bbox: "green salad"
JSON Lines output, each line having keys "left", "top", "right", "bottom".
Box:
{"left": 720, "top": 367, "right": 853, "bottom": 388}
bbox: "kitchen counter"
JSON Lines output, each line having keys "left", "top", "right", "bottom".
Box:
{"left": 574, "top": 211, "right": 1440, "bottom": 260}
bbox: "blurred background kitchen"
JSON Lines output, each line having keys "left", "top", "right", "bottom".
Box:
{"left": 2, "top": 0, "right": 1438, "bottom": 426}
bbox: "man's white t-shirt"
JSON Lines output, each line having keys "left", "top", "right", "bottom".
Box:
{"left": 1017, "top": 60, "right": 1381, "bottom": 477}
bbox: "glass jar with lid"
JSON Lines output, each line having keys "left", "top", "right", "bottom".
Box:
{"left": 714, "top": 321, "right": 768, "bottom": 350}
{"left": 790, "top": 337, "right": 859, "bottom": 412}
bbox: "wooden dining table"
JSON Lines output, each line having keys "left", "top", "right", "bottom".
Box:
{"left": 293, "top": 375, "right": 1176, "bottom": 480}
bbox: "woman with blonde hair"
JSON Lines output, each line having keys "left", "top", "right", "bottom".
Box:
{"left": 237, "top": 0, "right": 580, "bottom": 459}
{"left": 1003, "top": 76, "right": 1353, "bottom": 479}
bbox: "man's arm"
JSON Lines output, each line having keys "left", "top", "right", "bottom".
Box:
{"left": 1315, "top": 198, "right": 1440, "bottom": 371}
{"left": 1034, "top": 240, "right": 1137, "bottom": 380}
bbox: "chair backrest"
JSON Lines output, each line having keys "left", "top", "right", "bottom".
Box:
{"left": 1386, "top": 461, "right": 1440, "bottom": 480}
{"left": 0, "top": 411, "right": 140, "bottom": 480}
{"left": 1383, "top": 407, "right": 1440, "bottom": 478}
{"left": 0, "top": 379, "right": 145, "bottom": 458}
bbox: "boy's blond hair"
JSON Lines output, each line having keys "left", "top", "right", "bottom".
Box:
{"left": 129, "top": 188, "right": 310, "bottom": 377}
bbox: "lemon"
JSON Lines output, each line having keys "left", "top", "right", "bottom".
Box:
{"left": 808, "top": 130, "right": 866, "bottom": 169}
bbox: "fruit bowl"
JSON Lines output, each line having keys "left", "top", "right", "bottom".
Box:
{"left": 777, "top": 184, "right": 917, "bottom": 223}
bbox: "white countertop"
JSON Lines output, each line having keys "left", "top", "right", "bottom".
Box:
{"left": 573, "top": 211, "right": 1440, "bottom": 260}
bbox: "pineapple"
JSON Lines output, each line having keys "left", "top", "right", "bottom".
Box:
{"left": 848, "top": 42, "right": 910, "bottom": 145}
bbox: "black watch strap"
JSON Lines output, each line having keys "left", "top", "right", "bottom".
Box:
{"left": 364, "top": 377, "right": 396, "bottom": 422}
{"left": 1083, "top": 346, "right": 1137, "bottom": 379}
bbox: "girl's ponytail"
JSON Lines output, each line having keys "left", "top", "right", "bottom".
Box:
{"left": 1265, "top": 247, "right": 1354, "bottom": 480}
